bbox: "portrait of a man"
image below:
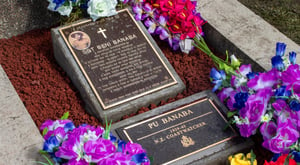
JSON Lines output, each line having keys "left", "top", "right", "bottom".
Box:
{"left": 68, "top": 31, "right": 91, "bottom": 50}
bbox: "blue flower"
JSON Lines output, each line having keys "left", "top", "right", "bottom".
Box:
{"left": 246, "top": 72, "right": 258, "bottom": 79}
{"left": 63, "top": 122, "right": 75, "bottom": 132}
{"left": 276, "top": 42, "right": 286, "bottom": 56}
{"left": 210, "top": 68, "right": 226, "bottom": 92}
{"left": 53, "top": 0, "right": 66, "bottom": 10}
{"left": 117, "top": 140, "right": 127, "bottom": 152}
{"left": 43, "top": 136, "right": 60, "bottom": 153}
{"left": 132, "top": 153, "right": 149, "bottom": 164}
{"left": 271, "top": 55, "right": 285, "bottom": 71}
{"left": 291, "top": 150, "right": 300, "bottom": 162}
{"left": 289, "top": 99, "right": 300, "bottom": 111}
{"left": 233, "top": 92, "right": 249, "bottom": 109}
{"left": 275, "top": 86, "right": 291, "bottom": 99}
{"left": 289, "top": 51, "right": 297, "bottom": 65}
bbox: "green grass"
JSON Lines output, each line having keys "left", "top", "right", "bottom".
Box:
{"left": 238, "top": 0, "right": 300, "bottom": 45}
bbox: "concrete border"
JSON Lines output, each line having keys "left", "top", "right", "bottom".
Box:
{"left": 0, "top": 65, "right": 44, "bottom": 164}
{"left": 0, "top": 0, "right": 299, "bottom": 164}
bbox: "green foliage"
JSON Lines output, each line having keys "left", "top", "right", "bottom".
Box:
{"left": 42, "top": 127, "right": 48, "bottom": 137}
{"left": 60, "top": 111, "right": 69, "bottom": 120}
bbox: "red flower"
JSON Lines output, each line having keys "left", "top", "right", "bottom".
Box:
{"left": 264, "top": 154, "right": 297, "bottom": 165}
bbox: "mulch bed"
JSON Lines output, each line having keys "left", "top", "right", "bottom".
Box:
{"left": 0, "top": 28, "right": 271, "bottom": 164}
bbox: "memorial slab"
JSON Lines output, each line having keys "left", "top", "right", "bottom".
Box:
{"left": 112, "top": 90, "right": 254, "bottom": 165}
{"left": 51, "top": 8, "right": 185, "bottom": 123}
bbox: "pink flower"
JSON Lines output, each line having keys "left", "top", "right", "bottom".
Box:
{"left": 247, "top": 68, "right": 279, "bottom": 91}
{"left": 237, "top": 88, "right": 272, "bottom": 137}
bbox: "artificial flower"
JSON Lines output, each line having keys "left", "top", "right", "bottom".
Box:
{"left": 212, "top": 42, "right": 300, "bottom": 157}
{"left": 264, "top": 154, "right": 297, "bottom": 165}
{"left": 87, "top": 0, "right": 118, "bottom": 21}
{"left": 47, "top": 0, "right": 73, "bottom": 16}
{"left": 228, "top": 152, "right": 257, "bottom": 165}
{"left": 40, "top": 113, "right": 150, "bottom": 164}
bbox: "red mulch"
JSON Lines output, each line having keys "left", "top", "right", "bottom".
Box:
{"left": 0, "top": 28, "right": 215, "bottom": 128}
{"left": 0, "top": 28, "right": 271, "bottom": 164}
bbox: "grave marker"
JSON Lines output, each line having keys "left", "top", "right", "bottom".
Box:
{"left": 51, "top": 8, "right": 185, "bottom": 123}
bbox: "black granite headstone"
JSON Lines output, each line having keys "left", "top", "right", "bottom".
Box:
{"left": 112, "top": 91, "right": 253, "bottom": 164}
{"left": 51, "top": 8, "right": 185, "bottom": 122}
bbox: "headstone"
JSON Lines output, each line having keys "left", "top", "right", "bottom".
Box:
{"left": 112, "top": 90, "right": 254, "bottom": 165}
{"left": 51, "top": 8, "right": 185, "bottom": 123}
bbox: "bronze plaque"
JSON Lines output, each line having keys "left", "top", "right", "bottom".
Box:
{"left": 115, "top": 99, "right": 237, "bottom": 164}
{"left": 59, "top": 9, "right": 177, "bottom": 109}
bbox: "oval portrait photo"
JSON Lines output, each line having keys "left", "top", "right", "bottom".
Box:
{"left": 68, "top": 31, "right": 91, "bottom": 50}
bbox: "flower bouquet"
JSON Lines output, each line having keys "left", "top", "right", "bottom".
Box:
{"left": 38, "top": 112, "right": 150, "bottom": 165}
{"left": 47, "top": 0, "right": 237, "bottom": 72}
{"left": 47, "top": 0, "right": 119, "bottom": 22}
{"left": 210, "top": 42, "right": 300, "bottom": 162}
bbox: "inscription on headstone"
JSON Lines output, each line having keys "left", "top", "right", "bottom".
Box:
{"left": 59, "top": 9, "right": 177, "bottom": 109}
{"left": 116, "top": 98, "right": 237, "bottom": 165}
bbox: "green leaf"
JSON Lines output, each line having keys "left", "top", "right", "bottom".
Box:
{"left": 61, "top": 111, "right": 69, "bottom": 120}
{"left": 283, "top": 155, "right": 291, "bottom": 165}
{"left": 35, "top": 154, "right": 54, "bottom": 165}
{"left": 250, "top": 150, "right": 256, "bottom": 165}
{"left": 104, "top": 117, "right": 112, "bottom": 139}
{"left": 227, "top": 111, "right": 238, "bottom": 118}
{"left": 42, "top": 128, "right": 48, "bottom": 137}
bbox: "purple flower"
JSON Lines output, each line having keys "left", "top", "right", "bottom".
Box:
{"left": 40, "top": 119, "right": 74, "bottom": 132}
{"left": 230, "top": 65, "right": 252, "bottom": 88}
{"left": 40, "top": 119, "right": 74, "bottom": 140}
{"left": 210, "top": 68, "right": 226, "bottom": 92}
{"left": 217, "top": 87, "right": 234, "bottom": 103}
{"left": 132, "top": 5, "right": 143, "bottom": 21}
{"left": 289, "top": 51, "right": 297, "bottom": 65}
{"left": 260, "top": 121, "right": 277, "bottom": 140}
{"left": 124, "top": 142, "right": 147, "bottom": 156}
{"left": 168, "top": 35, "right": 180, "bottom": 50}
{"left": 247, "top": 68, "right": 279, "bottom": 91}
{"left": 262, "top": 120, "right": 299, "bottom": 153}
{"left": 84, "top": 139, "right": 116, "bottom": 162}
{"left": 282, "top": 64, "right": 300, "bottom": 89}
{"left": 276, "top": 42, "right": 287, "bottom": 56}
{"left": 237, "top": 88, "right": 272, "bottom": 137}
{"left": 125, "top": 142, "right": 150, "bottom": 164}
{"left": 144, "top": 18, "right": 157, "bottom": 34}
{"left": 97, "top": 152, "right": 135, "bottom": 165}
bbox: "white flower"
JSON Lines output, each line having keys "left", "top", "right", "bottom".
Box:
{"left": 179, "top": 38, "right": 194, "bottom": 54}
{"left": 47, "top": 0, "right": 73, "bottom": 17}
{"left": 87, "top": 0, "right": 118, "bottom": 21}
{"left": 261, "top": 113, "right": 272, "bottom": 122}
{"left": 234, "top": 116, "right": 249, "bottom": 125}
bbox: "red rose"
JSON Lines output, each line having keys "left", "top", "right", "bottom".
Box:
{"left": 264, "top": 154, "right": 297, "bottom": 165}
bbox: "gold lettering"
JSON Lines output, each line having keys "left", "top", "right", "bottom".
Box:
{"left": 160, "top": 110, "right": 194, "bottom": 124}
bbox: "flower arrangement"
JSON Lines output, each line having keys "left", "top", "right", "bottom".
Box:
{"left": 210, "top": 42, "right": 300, "bottom": 161}
{"left": 47, "top": 0, "right": 118, "bottom": 21}
{"left": 228, "top": 150, "right": 257, "bottom": 165}
{"left": 47, "top": 0, "right": 236, "bottom": 73}
{"left": 38, "top": 112, "right": 150, "bottom": 165}
{"left": 264, "top": 154, "right": 297, "bottom": 165}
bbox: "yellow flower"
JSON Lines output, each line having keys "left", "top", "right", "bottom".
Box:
{"left": 228, "top": 153, "right": 257, "bottom": 165}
